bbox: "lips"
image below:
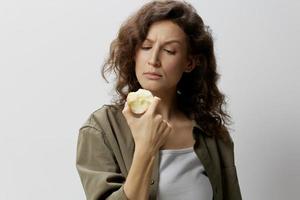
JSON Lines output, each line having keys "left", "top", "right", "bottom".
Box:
{"left": 143, "top": 72, "right": 162, "bottom": 76}
{"left": 143, "top": 72, "right": 162, "bottom": 80}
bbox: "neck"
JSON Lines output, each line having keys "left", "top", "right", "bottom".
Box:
{"left": 151, "top": 89, "right": 179, "bottom": 122}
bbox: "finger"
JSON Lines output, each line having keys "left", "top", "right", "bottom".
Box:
{"left": 155, "top": 127, "right": 172, "bottom": 150}
{"left": 163, "top": 125, "right": 173, "bottom": 141}
{"left": 166, "top": 121, "right": 172, "bottom": 129}
{"left": 166, "top": 125, "right": 173, "bottom": 135}
{"left": 122, "top": 102, "right": 130, "bottom": 116}
{"left": 157, "top": 119, "right": 168, "bottom": 133}
{"left": 154, "top": 114, "right": 163, "bottom": 122}
{"left": 164, "top": 123, "right": 173, "bottom": 138}
{"left": 146, "top": 96, "right": 161, "bottom": 115}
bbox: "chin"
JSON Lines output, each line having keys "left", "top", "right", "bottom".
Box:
{"left": 140, "top": 82, "right": 158, "bottom": 90}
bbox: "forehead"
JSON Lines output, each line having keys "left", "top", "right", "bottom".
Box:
{"left": 145, "top": 20, "right": 187, "bottom": 45}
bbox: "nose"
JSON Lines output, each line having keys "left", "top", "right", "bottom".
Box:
{"left": 148, "top": 47, "right": 161, "bottom": 67}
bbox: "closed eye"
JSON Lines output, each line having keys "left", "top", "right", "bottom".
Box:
{"left": 164, "top": 49, "right": 176, "bottom": 55}
{"left": 141, "top": 46, "right": 176, "bottom": 55}
{"left": 141, "top": 46, "right": 152, "bottom": 50}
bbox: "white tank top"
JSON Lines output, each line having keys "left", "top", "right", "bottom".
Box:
{"left": 156, "top": 147, "right": 213, "bottom": 200}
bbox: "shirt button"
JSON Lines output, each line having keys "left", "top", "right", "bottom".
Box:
{"left": 150, "top": 179, "right": 155, "bottom": 185}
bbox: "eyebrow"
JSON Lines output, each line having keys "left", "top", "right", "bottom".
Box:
{"left": 144, "top": 38, "right": 182, "bottom": 46}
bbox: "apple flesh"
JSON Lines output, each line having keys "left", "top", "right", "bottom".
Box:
{"left": 127, "top": 89, "right": 154, "bottom": 114}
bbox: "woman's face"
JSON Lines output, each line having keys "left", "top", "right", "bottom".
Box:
{"left": 134, "top": 20, "right": 194, "bottom": 95}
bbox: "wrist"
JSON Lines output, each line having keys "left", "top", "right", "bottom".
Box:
{"left": 134, "top": 145, "right": 156, "bottom": 160}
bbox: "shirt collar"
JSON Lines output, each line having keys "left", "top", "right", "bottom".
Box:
{"left": 192, "top": 119, "right": 213, "bottom": 137}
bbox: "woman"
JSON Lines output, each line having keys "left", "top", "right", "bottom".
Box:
{"left": 76, "top": 1, "right": 242, "bottom": 200}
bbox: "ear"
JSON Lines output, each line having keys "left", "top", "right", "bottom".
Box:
{"left": 184, "top": 56, "right": 196, "bottom": 73}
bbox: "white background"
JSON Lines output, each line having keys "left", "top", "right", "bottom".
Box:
{"left": 1, "top": 0, "right": 299, "bottom": 199}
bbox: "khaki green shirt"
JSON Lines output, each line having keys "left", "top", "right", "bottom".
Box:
{"left": 76, "top": 105, "right": 242, "bottom": 200}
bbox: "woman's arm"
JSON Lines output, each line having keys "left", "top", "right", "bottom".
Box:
{"left": 121, "top": 97, "right": 173, "bottom": 200}
{"left": 123, "top": 146, "right": 155, "bottom": 200}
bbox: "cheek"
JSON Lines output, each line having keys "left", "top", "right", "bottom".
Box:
{"left": 134, "top": 54, "right": 143, "bottom": 73}
{"left": 135, "top": 51, "right": 148, "bottom": 63}
{"left": 135, "top": 52, "right": 148, "bottom": 71}
{"left": 163, "top": 57, "right": 185, "bottom": 75}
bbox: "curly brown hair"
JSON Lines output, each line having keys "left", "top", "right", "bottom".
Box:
{"left": 101, "top": 0, "right": 232, "bottom": 142}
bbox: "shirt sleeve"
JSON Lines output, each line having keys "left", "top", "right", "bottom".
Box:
{"left": 76, "top": 126, "right": 129, "bottom": 200}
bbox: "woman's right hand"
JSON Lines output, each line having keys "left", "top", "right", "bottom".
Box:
{"left": 122, "top": 96, "right": 173, "bottom": 156}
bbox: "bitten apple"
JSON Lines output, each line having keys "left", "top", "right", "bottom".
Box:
{"left": 126, "top": 89, "right": 154, "bottom": 114}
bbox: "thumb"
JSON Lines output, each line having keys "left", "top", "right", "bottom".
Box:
{"left": 146, "top": 96, "right": 161, "bottom": 115}
{"left": 122, "top": 102, "right": 130, "bottom": 117}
